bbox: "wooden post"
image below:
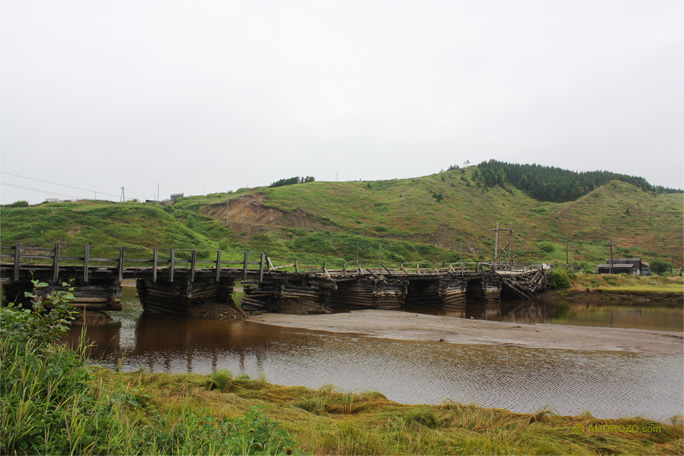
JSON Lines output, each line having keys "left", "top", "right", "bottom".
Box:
{"left": 259, "top": 252, "right": 265, "bottom": 282}
{"left": 242, "top": 251, "right": 249, "bottom": 281}
{"left": 152, "top": 248, "right": 158, "bottom": 283}
{"left": 13, "top": 241, "right": 21, "bottom": 281}
{"left": 190, "top": 250, "right": 197, "bottom": 283}
{"left": 83, "top": 245, "right": 90, "bottom": 283}
{"left": 52, "top": 243, "right": 61, "bottom": 284}
{"left": 169, "top": 249, "right": 175, "bottom": 282}
{"left": 215, "top": 250, "right": 222, "bottom": 281}
{"left": 295, "top": 259, "right": 299, "bottom": 272}
{"left": 461, "top": 262, "right": 464, "bottom": 274}
{"left": 117, "top": 247, "right": 125, "bottom": 284}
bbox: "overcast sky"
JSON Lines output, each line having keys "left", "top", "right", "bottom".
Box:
{"left": 1, "top": 0, "right": 682, "bottom": 204}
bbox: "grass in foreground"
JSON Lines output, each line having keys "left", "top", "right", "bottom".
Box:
{"left": 94, "top": 368, "right": 684, "bottom": 455}
{"left": 2, "top": 285, "right": 683, "bottom": 455}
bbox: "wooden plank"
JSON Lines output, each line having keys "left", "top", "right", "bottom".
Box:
{"left": 53, "top": 243, "right": 60, "bottom": 283}
{"left": 117, "top": 247, "right": 125, "bottom": 283}
{"left": 83, "top": 245, "right": 90, "bottom": 283}
{"left": 13, "top": 241, "right": 21, "bottom": 281}
{"left": 18, "top": 254, "right": 54, "bottom": 260}
{"left": 215, "top": 250, "right": 221, "bottom": 281}
{"left": 152, "top": 248, "right": 158, "bottom": 283}
{"left": 190, "top": 250, "right": 197, "bottom": 282}
{"left": 242, "top": 251, "right": 249, "bottom": 281}
{"left": 169, "top": 249, "right": 175, "bottom": 282}
{"left": 259, "top": 252, "right": 265, "bottom": 282}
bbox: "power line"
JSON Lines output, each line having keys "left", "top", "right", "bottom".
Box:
{"left": 0, "top": 171, "right": 120, "bottom": 198}
{"left": 1, "top": 182, "right": 80, "bottom": 199}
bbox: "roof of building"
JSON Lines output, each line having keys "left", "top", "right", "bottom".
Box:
{"left": 597, "top": 264, "right": 634, "bottom": 269}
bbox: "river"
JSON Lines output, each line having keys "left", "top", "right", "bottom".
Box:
{"left": 65, "top": 287, "right": 684, "bottom": 421}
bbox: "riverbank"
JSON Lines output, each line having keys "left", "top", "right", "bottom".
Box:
{"left": 248, "top": 309, "right": 683, "bottom": 355}
{"left": 568, "top": 274, "right": 683, "bottom": 302}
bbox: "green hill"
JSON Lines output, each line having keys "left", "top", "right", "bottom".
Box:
{"left": 1, "top": 165, "right": 682, "bottom": 270}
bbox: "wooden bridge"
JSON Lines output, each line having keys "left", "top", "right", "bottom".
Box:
{"left": 0, "top": 242, "right": 549, "bottom": 315}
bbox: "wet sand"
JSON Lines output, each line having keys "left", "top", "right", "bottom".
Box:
{"left": 248, "top": 310, "right": 683, "bottom": 355}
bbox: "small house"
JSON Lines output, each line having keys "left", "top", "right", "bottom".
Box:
{"left": 597, "top": 258, "right": 650, "bottom": 275}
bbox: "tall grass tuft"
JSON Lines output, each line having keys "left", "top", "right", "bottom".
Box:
{"left": 207, "top": 369, "right": 234, "bottom": 393}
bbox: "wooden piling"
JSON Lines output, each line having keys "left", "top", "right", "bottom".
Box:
{"left": 243, "top": 252, "right": 249, "bottom": 281}
{"left": 13, "top": 241, "right": 20, "bottom": 281}
{"left": 169, "top": 249, "right": 175, "bottom": 282}
{"left": 52, "top": 243, "right": 61, "bottom": 284}
{"left": 83, "top": 245, "right": 90, "bottom": 283}
{"left": 190, "top": 250, "right": 197, "bottom": 283}
{"left": 152, "top": 248, "right": 158, "bottom": 283}
{"left": 117, "top": 247, "right": 125, "bottom": 284}
{"left": 215, "top": 250, "right": 222, "bottom": 281}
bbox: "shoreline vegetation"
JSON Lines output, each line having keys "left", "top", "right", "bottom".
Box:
{"left": 565, "top": 274, "right": 683, "bottom": 302}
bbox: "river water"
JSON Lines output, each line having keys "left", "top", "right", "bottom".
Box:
{"left": 66, "top": 287, "right": 684, "bottom": 421}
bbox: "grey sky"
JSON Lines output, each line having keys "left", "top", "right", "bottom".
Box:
{"left": 1, "top": 0, "right": 682, "bottom": 204}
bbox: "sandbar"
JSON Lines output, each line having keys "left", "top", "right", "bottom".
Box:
{"left": 248, "top": 310, "right": 683, "bottom": 356}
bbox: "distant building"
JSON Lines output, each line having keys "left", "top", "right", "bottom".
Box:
{"left": 170, "top": 193, "right": 184, "bottom": 201}
{"left": 597, "top": 258, "right": 650, "bottom": 275}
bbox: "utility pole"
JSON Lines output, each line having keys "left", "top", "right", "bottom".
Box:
{"left": 565, "top": 235, "right": 569, "bottom": 270}
{"left": 120, "top": 187, "right": 125, "bottom": 203}
{"left": 608, "top": 239, "right": 614, "bottom": 274}
{"left": 157, "top": 183, "right": 160, "bottom": 202}
{"left": 672, "top": 251, "right": 675, "bottom": 273}
{"left": 240, "top": 196, "right": 243, "bottom": 222}
{"left": 460, "top": 241, "right": 463, "bottom": 262}
{"left": 493, "top": 222, "right": 500, "bottom": 266}
{"left": 573, "top": 241, "right": 577, "bottom": 271}
{"left": 493, "top": 222, "right": 514, "bottom": 268}
{"left": 226, "top": 196, "right": 229, "bottom": 222}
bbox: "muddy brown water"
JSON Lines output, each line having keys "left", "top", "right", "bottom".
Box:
{"left": 65, "top": 287, "right": 684, "bottom": 421}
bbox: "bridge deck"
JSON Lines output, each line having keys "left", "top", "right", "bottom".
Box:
{"left": 1, "top": 243, "right": 549, "bottom": 313}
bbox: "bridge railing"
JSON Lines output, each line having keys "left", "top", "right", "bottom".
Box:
{"left": 0, "top": 242, "right": 270, "bottom": 283}
{"left": 2, "top": 242, "right": 546, "bottom": 283}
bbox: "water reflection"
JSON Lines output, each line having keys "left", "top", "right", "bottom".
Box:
{"left": 63, "top": 288, "right": 684, "bottom": 421}
{"left": 418, "top": 297, "right": 683, "bottom": 332}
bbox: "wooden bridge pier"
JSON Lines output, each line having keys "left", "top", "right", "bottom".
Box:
{"left": 136, "top": 274, "right": 236, "bottom": 314}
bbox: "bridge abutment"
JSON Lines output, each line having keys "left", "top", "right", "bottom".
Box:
{"left": 136, "top": 275, "right": 235, "bottom": 314}
{"left": 2, "top": 272, "right": 122, "bottom": 311}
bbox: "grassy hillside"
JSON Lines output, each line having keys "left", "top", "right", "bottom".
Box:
{"left": 1, "top": 166, "right": 682, "bottom": 270}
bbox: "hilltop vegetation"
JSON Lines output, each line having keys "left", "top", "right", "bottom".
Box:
{"left": 472, "top": 160, "right": 682, "bottom": 203}
{"left": 1, "top": 163, "right": 682, "bottom": 270}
